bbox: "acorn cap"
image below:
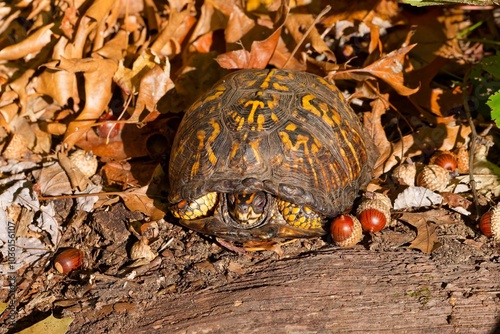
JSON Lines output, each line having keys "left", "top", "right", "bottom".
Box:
{"left": 491, "top": 203, "right": 500, "bottom": 241}
{"left": 69, "top": 150, "right": 98, "bottom": 178}
{"left": 455, "top": 146, "right": 469, "bottom": 174}
{"left": 392, "top": 163, "right": 416, "bottom": 187}
{"left": 416, "top": 164, "right": 449, "bottom": 192}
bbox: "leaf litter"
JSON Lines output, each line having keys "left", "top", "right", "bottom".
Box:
{"left": 0, "top": 0, "right": 499, "bottom": 332}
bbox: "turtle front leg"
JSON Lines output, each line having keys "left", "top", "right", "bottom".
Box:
{"left": 276, "top": 199, "right": 324, "bottom": 230}
{"left": 170, "top": 192, "right": 217, "bottom": 219}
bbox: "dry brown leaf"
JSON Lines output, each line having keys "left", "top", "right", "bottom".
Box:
{"left": 93, "top": 29, "right": 128, "bottom": 60}
{"left": 37, "top": 162, "right": 73, "bottom": 196}
{"left": 101, "top": 161, "right": 138, "bottom": 188}
{"left": 222, "top": 3, "right": 255, "bottom": 43}
{"left": 441, "top": 192, "right": 472, "bottom": 210}
{"left": 60, "top": 0, "right": 79, "bottom": 38}
{"left": 151, "top": 2, "right": 195, "bottom": 57}
{"left": 69, "top": 0, "right": 118, "bottom": 58}
{"left": 406, "top": 7, "right": 465, "bottom": 67}
{"left": 35, "top": 37, "right": 80, "bottom": 108}
{"left": 284, "top": 13, "right": 336, "bottom": 63}
{"left": 215, "top": 50, "right": 252, "bottom": 69}
{"left": 408, "top": 57, "right": 463, "bottom": 118}
{"left": 31, "top": 123, "right": 52, "bottom": 154}
{"left": 119, "top": 186, "right": 166, "bottom": 221}
{"left": 114, "top": 50, "right": 161, "bottom": 96}
{"left": 43, "top": 57, "right": 118, "bottom": 148}
{"left": 188, "top": 1, "right": 224, "bottom": 50}
{"left": 0, "top": 23, "right": 54, "bottom": 61}
{"left": 216, "top": 1, "right": 288, "bottom": 69}
{"left": 269, "top": 37, "right": 306, "bottom": 71}
{"left": 0, "top": 103, "right": 18, "bottom": 129}
{"left": 363, "top": 96, "right": 391, "bottom": 173}
{"left": 408, "top": 220, "right": 440, "bottom": 254}
{"left": 129, "top": 62, "right": 174, "bottom": 122}
{"left": 6, "top": 69, "right": 36, "bottom": 119}
{"left": 57, "top": 152, "right": 90, "bottom": 191}
{"left": 399, "top": 210, "right": 454, "bottom": 254}
{"left": 330, "top": 44, "right": 419, "bottom": 96}
{"left": 321, "top": 1, "right": 380, "bottom": 24}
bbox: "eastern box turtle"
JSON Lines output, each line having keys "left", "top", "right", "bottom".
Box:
{"left": 168, "top": 69, "right": 378, "bottom": 242}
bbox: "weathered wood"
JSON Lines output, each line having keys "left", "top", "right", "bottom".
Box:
{"left": 128, "top": 249, "right": 500, "bottom": 333}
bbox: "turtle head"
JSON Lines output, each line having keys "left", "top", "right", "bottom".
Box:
{"left": 227, "top": 191, "right": 267, "bottom": 226}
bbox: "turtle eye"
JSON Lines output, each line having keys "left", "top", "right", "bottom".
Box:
{"left": 252, "top": 192, "right": 266, "bottom": 211}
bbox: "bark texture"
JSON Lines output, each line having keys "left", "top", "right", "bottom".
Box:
{"left": 127, "top": 249, "right": 500, "bottom": 333}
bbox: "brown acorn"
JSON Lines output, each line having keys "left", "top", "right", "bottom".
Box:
{"left": 479, "top": 212, "right": 493, "bottom": 237}
{"left": 479, "top": 203, "right": 500, "bottom": 241}
{"left": 330, "top": 215, "right": 363, "bottom": 248}
{"left": 356, "top": 199, "right": 391, "bottom": 233}
{"left": 96, "top": 112, "right": 123, "bottom": 139}
{"left": 430, "top": 151, "right": 458, "bottom": 172}
{"left": 54, "top": 248, "right": 84, "bottom": 275}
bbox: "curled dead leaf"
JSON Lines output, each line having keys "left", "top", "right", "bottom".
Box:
{"left": 0, "top": 23, "right": 54, "bottom": 61}
{"left": 329, "top": 44, "right": 419, "bottom": 96}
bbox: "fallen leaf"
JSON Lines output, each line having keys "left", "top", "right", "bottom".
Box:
{"left": 441, "top": 192, "right": 471, "bottom": 210}
{"left": 129, "top": 61, "right": 175, "bottom": 122}
{"left": 57, "top": 152, "right": 90, "bottom": 192}
{"left": 150, "top": 2, "right": 196, "bottom": 57}
{"left": 215, "top": 1, "right": 289, "bottom": 69}
{"left": 0, "top": 23, "right": 54, "bottom": 61}
{"left": 330, "top": 44, "right": 419, "bottom": 96}
{"left": 119, "top": 186, "right": 166, "bottom": 221}
{"left": 42, "top": 57, "right": 118, "bottom": 148}
{"left": 399, "top": 211, "right": 443, "bottom": 254}
{"left": 284, "top": 13, "right": 336, "bottom": 63}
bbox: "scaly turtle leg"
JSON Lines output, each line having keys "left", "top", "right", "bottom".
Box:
{"left": 276, "top": 199, "right": 324, "bottom": 230}
{"left": 170, "top": 192, "right": 217, "bottom": 220}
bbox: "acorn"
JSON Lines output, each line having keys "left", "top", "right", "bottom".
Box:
{"left": 356, "top": 199, "right": 391, "bottom": 233}
{"left": 392, "top": 163, "right": 417, "bottom": 186}
{"left": 479, "top": 204, "right": 500, "bottom": 241}
{"left": 429, "top": 151, "right": 458, "bottom": 172}
{"left": 54, "top": 248, "right": 84, "bottom": 275}
{"left": 69, "top": 150, "right": 98, "bottom": 178}
{"left": 416, "top": 164, "right": 449, "bottom": 192}
{"left": 330, "top": 214, "right": 363, "bottom": 248}
{"left": 480, "top": 212, "right": 493, "bottom": 237}
{"left": 96, "top": 112, "right": 123, "bottom": 139}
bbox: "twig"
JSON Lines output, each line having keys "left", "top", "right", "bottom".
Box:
{"left": 462, "top": 70, "right": 479, "bottom": 217}
{"left": 282, "top": 5, "right": 331, "bottom": 69}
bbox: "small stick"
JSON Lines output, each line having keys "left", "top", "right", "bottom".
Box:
{"left": 282, "top": 5, "right": 332, "bottom": 69}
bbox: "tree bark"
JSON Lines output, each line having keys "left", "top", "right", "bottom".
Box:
{"left": 127, "top": 249, "right": 500, "bottom": 333}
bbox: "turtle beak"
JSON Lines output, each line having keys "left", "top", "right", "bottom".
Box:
{"left": 233, "top": 202, "right": 261, "bottom": 224}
